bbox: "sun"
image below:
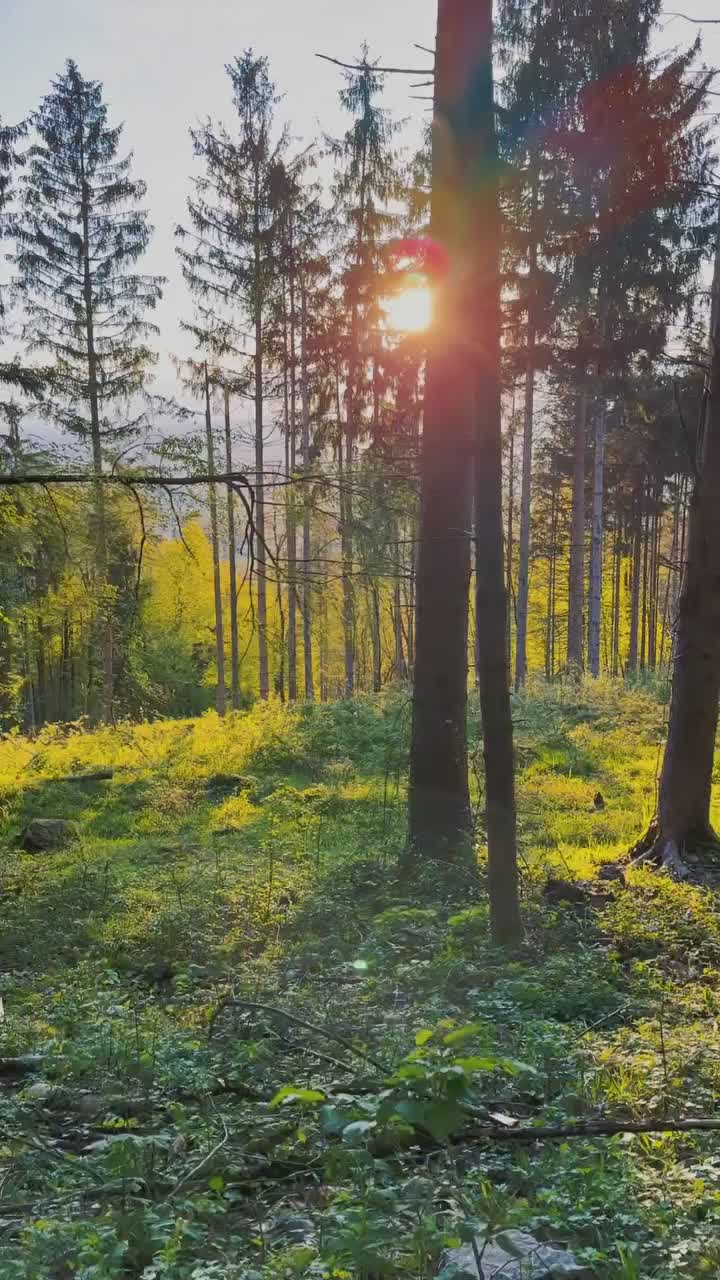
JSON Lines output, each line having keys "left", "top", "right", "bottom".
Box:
{"left": 382, "top": 285, "right": 433, "bottom": 334}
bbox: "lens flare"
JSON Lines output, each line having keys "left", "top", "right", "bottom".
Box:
{"left": 383, "top": 285, "right": 433, "bottom": 334}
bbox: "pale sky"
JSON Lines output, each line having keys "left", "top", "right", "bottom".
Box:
{"left": 2, "top": 0, "right": 719, "bottom": 454}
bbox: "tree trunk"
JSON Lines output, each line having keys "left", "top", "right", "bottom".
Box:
{"left": 370, "top": 583, "right": 382, "bottom": 692}
{"left": 640, "top": 491, "right": 650, "bottom": 670}
{"left": 393, "top": 546, "right": 407, "bottom": 681}
{"left": 224, "top": 386, "right": 241, "bottom": 709}
{"left": 408, "top": 0, "right": 478, "bottom": 869}
{"left": 566, "top": 386, "right": 587, "bottom": 673}
{"left": 545, "top": 487, "right": 559, "bottom": 680}
{"left": 300, "top": 278, "right": 315, "bottom": 701}
{"left": 587, "top": 404, "right": 607, "bottom": 676}
{"left": 287, "top": 230, "right": 298, "bottom": 702}
{"left": 471, "top": 0, "right": 522, "bottom": 943}
{"left": 254, "top": 181, "right": 270, "bottom": 700}
{"left": 611, "top": 514, "right": 622, "bottom": 676}
{"left": 80, "top": 147, "right": 113, "bottom": 723}
{"left": 506, "top": 415, "right": 515, "bottom": 671}
{"left": 204, "top": 367, "right": 226, "bottom": 717}
{"left": 627, "top": 481, "right": 643, "bottom": 674}
{"left": 643, "top": 222, "right": 720, "bottom": 865}
{"left": 515, "top": 345, "right": 535, "bottom": 690}
{"left": 335, "top": 371, "right": 355, "bottom": 699}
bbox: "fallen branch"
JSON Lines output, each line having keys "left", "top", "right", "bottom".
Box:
{"left": 463, "top": 1116, "right": 720, "bottom": 1142}
{"left": 209, "top": 997, "right": 389, "bottom": 1073}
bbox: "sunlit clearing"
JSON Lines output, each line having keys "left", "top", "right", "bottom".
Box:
{"left": 383, "top": 285, "right": 432, "bottom": 334}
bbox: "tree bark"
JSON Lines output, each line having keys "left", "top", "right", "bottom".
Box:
{"left": 224, "top": 386, "right": 241, "bottom": 710}
{"left": 287, "top": 224, "right": 298, "bottom": 702}
{"left": 515, "top": 350, "right": 535, "bottom": 690}
{"left": 408, "top": 0, "right": 477, "bottom": 869}
{"left": 648, "top": 218, "right": 720, "bottom": 862}
{"left": 587, "top": 404, "right": 607, "bottom": 676}
{"left": 471, "top": 0, "right": 522, "bottom": 943}
{"left": 627, "top": 481, "right": 643, "bottom": 674}
{"left": 566, "top": 386, "right": 587, "bottom": 673}
{"left": 79, "top": 137, "right": 113, "bottom": 723}
{"left": 254, "top": 178, "right": 270, "bottom": 700}
{"left": 300, "top": 277, "right": 315, "bottom": 701}
{"left": 506, "top": 415, "right": 515, "bottom": 671}
{"left": 204, "top": 367, "right": 226, "bottom": 717}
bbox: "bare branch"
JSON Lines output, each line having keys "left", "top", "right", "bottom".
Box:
{"left": 316, "top": 53, "right": 432, "bottom": 75}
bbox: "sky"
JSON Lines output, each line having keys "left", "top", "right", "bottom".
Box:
{"left": 2, "top": 0, "right": 719, "bottom": 456}
{"left": 2, "top": 0, "right": 437, "bottom": 442}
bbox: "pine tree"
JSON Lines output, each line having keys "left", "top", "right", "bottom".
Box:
{"left": 177, "top": 52, "right": 286, "bottom": 700}
{"left": 328, "top": 51, "right": 401, "bottom": 697}
{"left": 8, "top": 61, "right": 163, "bottom": 721}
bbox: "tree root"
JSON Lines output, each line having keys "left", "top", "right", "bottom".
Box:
{"left": 625, "top": 816, "right": 720, "bottom": 880}
{"left": 628, "top": 837, "right": 690, "bottom": 880}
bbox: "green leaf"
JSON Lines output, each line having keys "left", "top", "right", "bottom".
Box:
{"left": 455, "top": 1055, "right": 504, "bottom": 1073}
{"left": 415, "top": 1028, "right": 434, "bottom": 1046}
{"left": 443, "top": 1024, "right": 483, "bottom": 1046}
{"left": 208, "top": 1175, "right": 225, "bottom": 1192}
{"left": 270, "top": 1087, "right": 325, "bottom": 1109}
{"left": 393, "top": 1098, "right": 466, "bottom": 1141}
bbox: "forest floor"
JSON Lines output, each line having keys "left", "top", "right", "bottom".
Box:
{"left": 1, "top": 681, "right": 720, "bottom": 1278}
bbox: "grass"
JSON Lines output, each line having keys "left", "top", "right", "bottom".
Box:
{"left": 0, "top": 681, "right": 719, "bottom": 1277}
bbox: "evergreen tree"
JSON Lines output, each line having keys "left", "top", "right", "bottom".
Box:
{"left": 177, "top": 51, "right": 286, "bottom": 700}
{"left": 8, "top": 61, "right": 163, "bottom": 721}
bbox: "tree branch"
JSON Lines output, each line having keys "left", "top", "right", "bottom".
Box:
{"left": 462, "top": 1116, "right": 720, "bottom": 1142}
{"left": 316, "top": 53, "right": 432, "bottom": 75}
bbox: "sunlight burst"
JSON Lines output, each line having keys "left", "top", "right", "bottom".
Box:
{"left": 383, "top": 285, "right": 433, "bottom": 334}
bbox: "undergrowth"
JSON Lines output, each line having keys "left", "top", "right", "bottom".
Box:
{"left": 0, "top": 680, "right": 718, "bottom": 1277}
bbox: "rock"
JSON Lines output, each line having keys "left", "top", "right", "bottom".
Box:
{"left": 21, "top": 818, "right": 79, "bottom": 852}
{"left": 441, "top": 1229, "right": 591, "bottom": 1279}
{"left": 25, "top": 1080, "right": 55, "bottom": 1102}
{"left": 543, "top": 878, "right": 589, "bottom": 906}
{"left": 266, "top": 1215, "right": 316, "bottom": 1244}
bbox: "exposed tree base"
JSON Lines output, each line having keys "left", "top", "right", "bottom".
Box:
{"left": 626, "top": 818, "right": 720, "bottom": 882}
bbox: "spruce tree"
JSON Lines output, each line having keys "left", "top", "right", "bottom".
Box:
{"left": 8, "top": 61, "right": 163, "bottom": 721}
{"left": 177, "top": 51, "right": 286, "bottom": 700}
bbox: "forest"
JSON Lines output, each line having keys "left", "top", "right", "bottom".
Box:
{"left": 1, "top": 0, "right": 720, "bottom": 1275}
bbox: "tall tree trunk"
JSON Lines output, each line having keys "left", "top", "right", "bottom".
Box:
{"left": 587, "top": 404, "right": 607, "bottom": 676}
{"left": 254, "top": 180, "right": 270, "bottom": 700}
{"left": 408, "top": 0, "right": 479, "bottom": 869}
{"left": 393, "top": 538, "right": 407, "bottom": 681}
{"left": 224, "top": 386, "right": 241, "bottom": 709}
{"left": 514, "top": 180, "right": 538, "bottom": 691}
{"left": 471, "top": 0, "right": 522, "bottom": 943}
{"left": 566, "top": 386, "right": 587, "bottom": 673}
{"left": 300, "top": 278, "right": 315, "bottom": 701}
{"left": 205, "top": 367, "right": 226, "bottom": 717}
{"left": 370, "top": 583, "right": 382, "bottom": 692}
{"left": 335, "top": 369, "right": 355, "bottom": 698}
{"left": 641, "top": 220, "right": 720, "bottom": 867}
{"left": 640, "top": 491, "right": 650, "bottom": 670}
{"left": 80, "top": 146, "right": 113, "bottom": 723}
{"left": 287, "top": 229, "right": 298, "bottom": 702}
{"left": 515, "top": 353, "right": 536, "bottom": 690}
{"left": 506, "top": 415, "right": 515, "bottom": 671}
{"left": 545, "top": 487, "right": 559, "bottom": 680}
{"left": 612, "top": 514, "right": 622, "bottom": 676}
{"left": 627, "top": 481, "right": 643, "bottom": 674}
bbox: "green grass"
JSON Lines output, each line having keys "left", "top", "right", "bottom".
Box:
{"left": 0, "top": 682, "right": 719, "bottom": 1277}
